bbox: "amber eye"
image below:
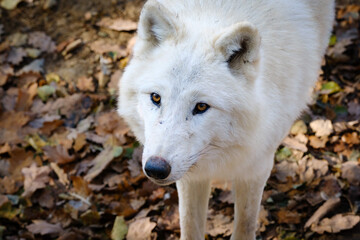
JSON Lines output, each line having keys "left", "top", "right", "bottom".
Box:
{"left": 150, "top": 93, "right": 161, "bottom": 106}
{"left": 193, "top": 103, "right": 210, "bottom": 115}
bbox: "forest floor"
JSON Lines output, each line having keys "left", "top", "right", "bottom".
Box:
{"left": 0, "top": 0, "right": 359, "bottom": 239}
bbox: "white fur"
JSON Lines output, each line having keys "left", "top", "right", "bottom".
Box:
{"left": 118, "top": 0, "right": 334, "bottom": 239}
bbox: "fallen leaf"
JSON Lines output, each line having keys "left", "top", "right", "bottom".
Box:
{"left": 341, "top": 132, "right": 360, "bottom": 145}
{"left": 80, "top": 210, "right": 100, "bottom": 225}
{"left": 37, "top": 85, "right": 55, "bottom": 101}
{"left": 27, "top": 220, "right": 63, "bottom": 236}
{"left": 21, "top": 163, "right": 51, "bottom": 197}
{"left": 0, "top": 111, "right": 32, "bottom": 145}
{"left": 341, "top": 161, "right": 360, "bottom": 185}
{"left": 320, "top": 81, "right": 342, "bottom": 95}
{"left": 0, "top": 64, "right": 14, "bottom": 86}
{"left": 258, "top": 205, "right": 269, "bottom": 232}
{"left": 274, "top": 160, "right": 298, "bottom": 182}
{"left": 311, "top": 214, "right": 360, "bottom": 234}
{"left": 310, "top": 119, "right": 333, "bottom": 137}
{"left": 111, "top": 216, "right": 128, "bottom": 240}
{"left": 7, "top": 32, "right": 27, "bottom": 46}
{"left": 38, "top": 188, "right": 55, "bottom": 208}
{"left": 89, "top": 39, "right": 127, "bottom": 57}
{"left": 97, "top": 17, "right": 137, "bottom": 32}
{"left": 43, "top": 145, "right": 75, "bottom": 165}
{"left": 71, "top": 176, "right": 91, "bottom": 198}
{"left": 50, "top": 162, "right": 69, "bottom": 186}
{"left": 77, "top": 76, "right": 95, "bottom": 92}
{"left": 320, "top": 177, "right": 341, "bottom": 200}
{"left": 309, "top": 136, "right": 327, "bottom": 149}
{"left": 73, "top": 133, "right": 87, "bottom": 152}
{"left": 305, "top": 197, "right": 341, "bottom": 228}
{"left": 126, "top": 217, "right": 156, "bottom": 240}
{"left": 6, "top": 47, "right": 27, "bottom": 65}
{"left": 0, "top": 0, "right": 22, "bottom": 10}
{"left": 17, "top": 59, "right": 44, "bottom": 76}
{"left": 282, "top": 136, "right": 308, "bottom": 152}
{"left": 84, "top": 146, "right": 123, "bottom": 182}
{"left": 28, "top": 31, "right": 56, "bottom": 53}
{"left": 290, "top": 120, "right": 307, "bottom": 135}
{"left": 206, "top": 212, "right": 233, "bottom": 237}
{"left": 348, "top": 101, "right": 360, "bottom": 117}
{"left": 277, "top": 209, "right": 302, "bottom": 224}
{"left": 62, "top": 38, "right": 82, "bottom": 56}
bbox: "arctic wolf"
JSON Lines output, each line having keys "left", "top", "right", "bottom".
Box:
{"left": 118, "top": 0, "right": 334, "bottom": 239}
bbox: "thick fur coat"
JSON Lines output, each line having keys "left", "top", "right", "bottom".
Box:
{"left": 118, "top": 1, "right": 334, "bottom": 239}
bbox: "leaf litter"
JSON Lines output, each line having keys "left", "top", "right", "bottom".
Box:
{"left": 0, "top": 1, "right": 359, "bottom": 240}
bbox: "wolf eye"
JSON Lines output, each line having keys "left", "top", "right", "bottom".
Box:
{"left": 151, "top": 93, "right": 161, "bottom": 106}
{"left": 193, "top": 103, "right": 210, "bottom": 115}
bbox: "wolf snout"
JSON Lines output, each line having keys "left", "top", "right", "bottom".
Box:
{"left": 144, "top": 156, "right": 171, "bottom": 180}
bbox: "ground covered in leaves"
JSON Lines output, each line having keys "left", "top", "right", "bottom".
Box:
{"left": 0, "top": 1, "right": 359, "bottom": 239}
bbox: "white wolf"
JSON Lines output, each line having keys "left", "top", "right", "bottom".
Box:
{"left": 118, "top": 0, "right": 334, "bottom": 239}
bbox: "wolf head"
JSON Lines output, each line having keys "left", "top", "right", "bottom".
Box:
{"left": 118, "top": 0, "right": 261, "bottom": 185}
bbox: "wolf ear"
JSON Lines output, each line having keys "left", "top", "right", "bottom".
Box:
{"left": 137, "top": 1, "right": 176, "bottom": 49}
{"left": 215, "top": 22, "right": 260, "bottom": 71}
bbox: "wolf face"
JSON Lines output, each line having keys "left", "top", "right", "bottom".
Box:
{"left": 118, "top": 1, "right": 262, "bottom": 185}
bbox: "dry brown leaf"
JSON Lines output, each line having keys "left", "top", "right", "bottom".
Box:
{"left": 89, "top": 39, "right": 127, "bottom": 57}
{"left": 290, "top": 120, "right": 307, "bottom": 135}
{"left": 43, "top": 145, "right": 75, "bottom": 165}
{"left": 50, "top": 162, "right": 69, "bottom": 186}
{"left": 206, "top": 212, "right": 233, "bottom": 237}
{"left": 27, "top": 219, "right": 63, "bottom": 235}
{"left": 341, "top": 161, "right": 360, "bottom": 185}
{"left": 77, "top": 76, "right": 95, "bottom": 92}
{"left": 38, "top": 188, "right": 55, "bottom": 208}
{"left": 0, "top": 111, "right": 32, "bottom": 145}
{"left": 28, "top": 31, "right": 56, "bottom": 53}
{"left": 277, "top": 209, "right": 302, "bottom": 224}
{"left": 62, "top": 38, "right": 82, "bottom": 56}
{"left": 73, "top": 133, "right": 87, "bottom": 152}
{"left": 84, "top": 146, "right": 122, "bottom": 182}
{"left": 16, "top": 59, "right": 44, "bottom": 76}
{"left": 310, "top": 119, "right": 333, "bottom": 137}
{"left": 97, "top": 17, "right": 137, "bottom": 32}
{"left": 40, "top": 119, "right": 64, "bottom": 135}
{"left": 0, "top": 194, "right": 9, "bottom": 207}
{"left": 149, "top": 188, "right": 166, "bottom": 202}
{"left": 0, "top": 143, "right": 11, "bottom": 154}
{"left": 0, "top": 176, "right": 18, "bottom": 195}
{"left": 126, "top": 217, "right": 157, "bottom": 240}
{"left": 6, "top": 47, "right": 27, "bottom": 65}
{"left": 309, "top": 136, "right": 327, "bottom": 149}
{"left": 341, "top": 132, "right": 360, "bottom": 145}
{"left": 274, "top": 160, "right": 298, "bottom": 182}
{"left": 320, "top": 177, "right": 341, "bottom": 199}
{"left": 21, "top": 163, "right": 51, "bottom": 197}
{"left": 108, "top": 70, "right": 122, "bottom": 91}
{"left": 348, "top": 101, "right": 360, "bottom": 117}
{"left": 0, "top": 64, "right": 14, "bottom": 86}
{"left": 311, "top": 214, "right": 360, "bottom": 234}
{"left": 305, "top": 197, "right": 341, "bottom": 228}
{"left": 157, "top": 204, "right": 180, "bottom": 231}
{"left": 71, "top": 176, "right": 92, "bottom": 198}
{"left": 95, "top": 111, "right": 129, "bottom": 144}
{"left": 258, "top": 205, "right": 269, "bottom": 232}
{"left": 282, "top": 136, "right": 308, "bottom": 152}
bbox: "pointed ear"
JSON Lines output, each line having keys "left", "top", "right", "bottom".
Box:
{"left": 137, "top": 0, "right": 176, "bottom": 50}
{"left": 214, "top": 22, "right": 261, "bottom": 71}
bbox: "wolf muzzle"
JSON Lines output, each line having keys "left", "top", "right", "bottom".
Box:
{"left": 144, "top": 156, "right": 171, "bottom": 180}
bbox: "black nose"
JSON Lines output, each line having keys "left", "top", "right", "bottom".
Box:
{"left": 144, "top": 156, "right": 171, "bottom": 180}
